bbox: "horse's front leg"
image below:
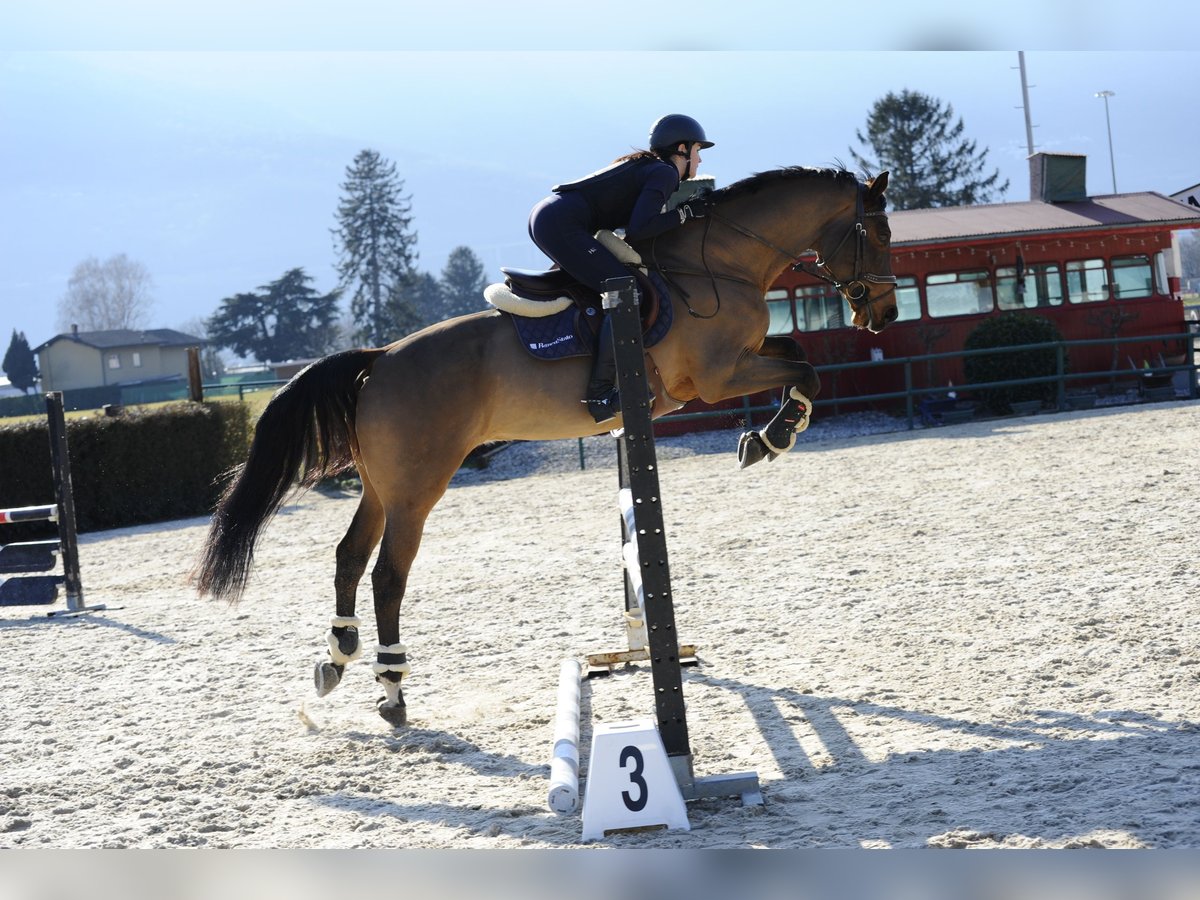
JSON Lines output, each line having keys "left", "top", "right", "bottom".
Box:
{"left": 315, "top": 473, "right": 384, "bottom": 697}
{"left": 694, "top": 341, "right": 820, "bottom": 469}
{"left": 736, "top": 386, "right": 814, "bottom": 469}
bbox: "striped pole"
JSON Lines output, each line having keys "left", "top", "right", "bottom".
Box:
{"left": 547, "top": 658, "right": 582, "bottom": 814}
{"left": 0, "top": 505, "right": 57, "bottom": 525}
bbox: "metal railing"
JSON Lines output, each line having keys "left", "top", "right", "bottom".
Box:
{"left": 195, "top": 331, "right": 1198, "bottom": 472}
{"left": 659, "top": 329, "right": 1199, "bottom": 433}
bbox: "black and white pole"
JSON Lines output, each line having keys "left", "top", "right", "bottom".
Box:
{"left": 596, "top": 275, "right": 761, "bottom": 806}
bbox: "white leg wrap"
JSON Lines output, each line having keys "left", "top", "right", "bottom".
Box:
{"left": 373, "top": 642, "right": 412, "bottom": 679}
{"left": 327, "top": 616, "right": 363, "bottom": 665}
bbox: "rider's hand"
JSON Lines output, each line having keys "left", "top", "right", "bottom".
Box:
{"left": 678, "top": 196, "right": 712, "bottom": 222}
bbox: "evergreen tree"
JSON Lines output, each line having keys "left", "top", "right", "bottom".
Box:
{"left": 437, "top": 246, "right": 490, "bottom": 320}
{"left": 206, "top": 268, "right": 341, "bottom": 363}
{"left": 379, "top": 272, "right": 431, "bottom": 339}
{"left": 2, "top": 329, "right": 39, "bottom": 393}
{"left": 332, "top": 149, "right": 420, "bottom": 345}
{"left": 849, "top": 89, "right": 1008, "bottom": 210}
{"left": 406, "top": 271, "right": 446, "bottom": 328}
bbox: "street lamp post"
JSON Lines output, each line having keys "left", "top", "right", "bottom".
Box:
{"left": 1095, "top": 90, "right": 1117, "bottom": 193}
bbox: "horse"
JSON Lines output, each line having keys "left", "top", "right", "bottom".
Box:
{"left": 195, "top": 166, "right": 897, "bottom": 725}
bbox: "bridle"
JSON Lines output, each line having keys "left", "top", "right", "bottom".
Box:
{"left": 710, "top": 181, "right": 898, "bottom": 331}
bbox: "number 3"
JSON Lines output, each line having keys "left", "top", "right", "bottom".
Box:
{"left": 619, "top": 745, "right": 648, "bottom": 811}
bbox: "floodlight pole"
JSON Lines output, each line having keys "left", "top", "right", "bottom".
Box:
{"left": 1095, "top": 90, "right": 1117, "bottom": 193}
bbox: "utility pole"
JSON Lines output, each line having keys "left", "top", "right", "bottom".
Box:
{"left": 1095, "top": 90, "right": 1117, "bottom": 193}
{"left": 1017, "top": 51, "right": 1036, "bottom": 160}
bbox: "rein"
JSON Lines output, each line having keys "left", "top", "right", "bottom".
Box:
{"left": 659, "top": 181, "right": 898, "bottom": 329}
{"left": 649, "top": 220, "right": 758, "bottom": 320}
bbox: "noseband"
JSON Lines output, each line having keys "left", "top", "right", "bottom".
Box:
{"left": 709, "top": 181, "right": 898, "bottom": 330}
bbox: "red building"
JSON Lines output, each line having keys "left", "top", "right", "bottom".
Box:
{"left": 741, "top": 153, "right": 1200, "bottom": 415}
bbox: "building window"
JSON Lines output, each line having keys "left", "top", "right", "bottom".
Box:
{"left": 764, "top": 289, "right": 794, "bottom": 336}
{"left": 1066, "top": 258, "right": 1109, "bottom": 303}
{"left": 107, "top": 354, "right": 121, "bottom": 369}
{"left": 926, "top": 269, "right": 994, "bottom": 318}
{"left": 1110, "top": 255, "right": 1153, "bottom": 299}
{"left": 894, "top": 276, "right": 921, "bottom": 322}
{"left": 795, "top": 285, "right": 846, "bottom": 332}
{"left": 997, "top": 263, "right": 1064, "bottom": 310}
{"left": 132, "top": 351, "right": 143, "bottom": 367}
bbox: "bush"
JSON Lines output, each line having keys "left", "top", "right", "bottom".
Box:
{"left": 0, "top": 400, "right": 250, "bottom": 537}
{"left": 963, "top": 313, "right": 1066, "bottom": 414}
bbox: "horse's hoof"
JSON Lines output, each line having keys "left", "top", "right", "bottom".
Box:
{"left": 377, "top": 698, "right": 408, "bottom": 727}
{"left": 314, "top": 661, "right": 345, "bottom": 697}
{"left": 737, "top": 431, "right": 775, "bottom": 469}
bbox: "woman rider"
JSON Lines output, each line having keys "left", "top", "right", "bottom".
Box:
{"left": 527, "top": 114, "right": 714, "bottom": 424}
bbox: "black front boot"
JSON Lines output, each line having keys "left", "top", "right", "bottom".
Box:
{"left": 584, "top": 313, "right": 621, "bottom": 424}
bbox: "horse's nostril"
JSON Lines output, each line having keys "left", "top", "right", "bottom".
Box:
{"left": 884, "top": 306, "right": 898, "bottom": 323}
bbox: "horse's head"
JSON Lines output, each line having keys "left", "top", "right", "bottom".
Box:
{"left": 817, "top": 171, "right": 898, "bottom": 333}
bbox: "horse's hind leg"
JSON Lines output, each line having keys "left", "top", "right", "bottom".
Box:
{"left": 369, "top": 514, "right": 429, "bottom": 726}
{"left": 314, "top": 468, "right": 385, "bottom": 696}
{"left": 366, "top": 453, "right": 467, "bottom": 727}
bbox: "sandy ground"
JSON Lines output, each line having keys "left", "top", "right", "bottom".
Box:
{"left": 2, "top": 401, "right": 1198, "bottom": 850}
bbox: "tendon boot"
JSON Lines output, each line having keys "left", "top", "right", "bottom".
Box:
{"left": 583, "top": 313, "right": 621, "bottom": 424}
{"left": 737, "top": 386, "right": 813, "bottom": 469}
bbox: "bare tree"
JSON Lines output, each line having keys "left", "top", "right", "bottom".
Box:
{"left": 57, "top": 254, "right": 156, "bottom": 331}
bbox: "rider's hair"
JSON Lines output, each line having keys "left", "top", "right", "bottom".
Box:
{"left": 614, "top": 150, "right": 662, "bottom": 165}
{"left": 612, "top": 148, "right": 681, "bottom": 165}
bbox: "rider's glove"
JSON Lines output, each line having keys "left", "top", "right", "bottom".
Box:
{"left": 678, "top": 196, "right": 712, "bottom": 223}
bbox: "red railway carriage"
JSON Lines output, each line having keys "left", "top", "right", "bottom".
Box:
{"left": 657, "top": 154, "right": 1200, "bottom": 433}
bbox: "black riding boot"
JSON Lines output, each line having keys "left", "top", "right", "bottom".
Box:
{"left": 584, "top": 313, "right": 620, "bottom": 424}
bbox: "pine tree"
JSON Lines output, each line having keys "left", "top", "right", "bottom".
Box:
{"left": 206, "top": 268, "right": 341, "bottom": 363}
{"left": 405, "top": 271, "right": 446, "bottom": 327}
{"left": 849, "top": 89, "right": 1008, "bottom": 210}
{"left": 332, "top": 149, "right": 420, "bottom": 345}
{"left": 2, "top": 329, "right": 39, "bottom": 393}
{"left": 379, "top": 272, "right": 431, "bottom": 339}
{"left": 438, "top": 246, "right": 489, "bottom": 320}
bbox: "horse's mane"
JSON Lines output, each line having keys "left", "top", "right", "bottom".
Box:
{"left": 709, "top": 165, "right": 863, "bottom": 204}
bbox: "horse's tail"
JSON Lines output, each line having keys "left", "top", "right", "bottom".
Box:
{"left": 195, "top": 347, "right": 387, "bottom": 603}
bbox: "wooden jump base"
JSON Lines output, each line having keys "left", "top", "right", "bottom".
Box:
{"left": 0, "top": 392, "right": 102, "bottom": 615}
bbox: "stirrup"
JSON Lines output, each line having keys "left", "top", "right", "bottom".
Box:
{"left": 583, "top": 389, "right": 621, "bottom": 424}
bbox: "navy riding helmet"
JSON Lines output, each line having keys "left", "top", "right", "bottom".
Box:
{"left": 648, "top": 114, "right": 715, "bottom": 151}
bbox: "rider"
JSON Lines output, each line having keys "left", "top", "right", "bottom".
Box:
{"left": 528, "top": 114, "right": 715, "bottom": 424}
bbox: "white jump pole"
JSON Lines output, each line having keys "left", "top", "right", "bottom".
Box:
{"left": 547, "top": 658, "right": 583, "bottom": 814}
{"left": 617, "top": 487, "right": 648, "bottom": 650}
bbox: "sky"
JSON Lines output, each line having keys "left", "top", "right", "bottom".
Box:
{"left": 3, "top": 2, "right": 1200, "bottom": 353}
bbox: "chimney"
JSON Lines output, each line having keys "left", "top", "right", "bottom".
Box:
{"left": 71, "top": 324, "right": 79, "bottom": 340}
{"left": 1029, "top": 152, "right": 1087, "bottom": 203}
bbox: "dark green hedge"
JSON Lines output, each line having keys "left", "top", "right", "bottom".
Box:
{"left": 0, "top": 401, "right": 250, "bottom": 538}
{"left": 963, "top": 313, "right": 1067, "bottom": 414}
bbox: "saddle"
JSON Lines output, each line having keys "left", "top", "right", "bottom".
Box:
{"left": 484, "top": 232, "right": 672, "bottom": 361}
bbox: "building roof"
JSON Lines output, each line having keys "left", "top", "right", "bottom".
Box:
{"left": 33, "top": 328, "right": 205, "bottom": 354}
{"left": 1171, "top": 183, "right": 1200, "bottom": 207}
{"left": 889, "top": 192, "right": 1200, "bottom": 248}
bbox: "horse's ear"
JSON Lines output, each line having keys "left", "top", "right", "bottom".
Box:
{"left": 867, "top": 171, "right": 889, "bottom": 199}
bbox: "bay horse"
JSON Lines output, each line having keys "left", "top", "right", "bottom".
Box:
{"left": 195, "top": 166, "right": 897, "bottom": 725}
